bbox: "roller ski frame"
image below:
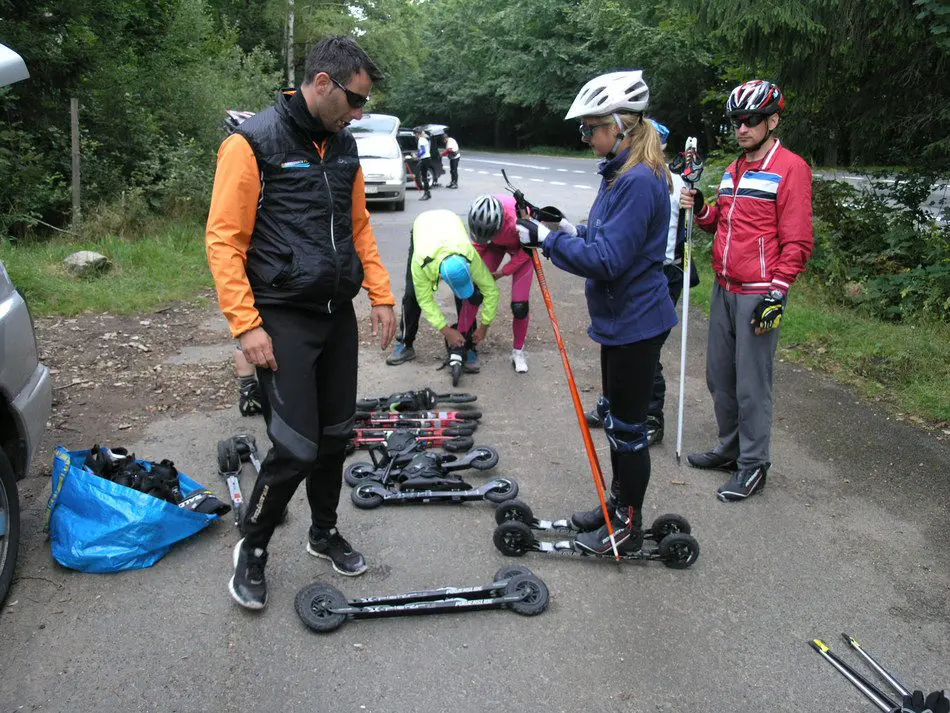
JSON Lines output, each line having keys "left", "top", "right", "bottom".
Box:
{"left": 350, "top": 425, "right": 476, "bottom": 440}
{"left": 216, "top": 438, "right": 245, "bottom": 531}
{"left": 356, "top": 387, "right": 476, "bottom": 412}
{"left": 349, "top": 432, "right": 475, "bottom": 453}
{"left": 295, "top": 565, "right": 548, "bottom": 633}
{"left": 492, "top": 499, "right": 700, "bottom": 569}
{"left": 355, "top": 408, "right": 482, "bottom": 422}
{"left": 345, "top": 443, "right": 499, "bottom": 487}
{"left": 350, "top": 475, "right": 518, "bottom": 509}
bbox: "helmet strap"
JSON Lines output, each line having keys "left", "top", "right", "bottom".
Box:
{"left": 607, "top": 112, "right": 641, "bottom": 158}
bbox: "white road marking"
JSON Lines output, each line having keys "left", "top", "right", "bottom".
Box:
{"left": 530, "top": 178, "right": 544, "bottom": 182}
{"left": 573, "top": 184, "right": 593, "bottom": 189}
{"left": 556, "top": 168, "right": 568, "bottom": 172}
{"left": 550, "top": 181, "right": 567, "bottom": 186}
{"left": 464, "top": 158, "right": 552, "bottom": 170}
{"left": 573, "top": 170, "right": 586, "bottom": 174}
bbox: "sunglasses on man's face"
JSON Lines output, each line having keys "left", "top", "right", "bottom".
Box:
{"left": 579, "top": 121, "right": 612, "bottom": 140}
{"left": 330, "top": 76, "right": 370, "bottom": 109}
{"left": 730, "top": 114, "right": 768, "bottom": 129}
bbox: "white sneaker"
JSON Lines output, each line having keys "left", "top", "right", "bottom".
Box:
{"left": 511, "top": 349, "right": 528, "bottom": 373}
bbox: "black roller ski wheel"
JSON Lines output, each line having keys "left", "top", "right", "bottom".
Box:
{"left": 493, "top": 520, "right": 535, "bottom": 556}
{"left": 494, "top": 498, "right": 534, "bottom": 526}
{"left": 484, "top": 478, "right": 518, "bottom": 503}
{"left": 435, "top": 392, "right": 477, "bottom": 404}
{"left": 454, "top": 409, "right": 482, "bottom": 421}
{"left": 650, "top": 513, "right": 692, "bottom": 539}
{"left": 443, "top": 436, "right": 474, "bottom": 453}
{"left": 469, "top": 446, "right": 500, "bottom": 471}
{"left": 450, "top": 362, "right": 462, "bottom": 388}
{"left": 505, "top": 574, "right": 549, "bottom": 616}
{"left": 492, "top": 565, "right": 534, "bottom": 582}
{"left": 444, "top": 426, "right": 475, "bottom": 437}
{"left": 295, "top": 583, "right": 348, "bottom": 633}
{"left": 658, "top": 532, "right": 700, "bottom": 569}
{"left": 344, "top": 462, "right": 377, "bottom": 487}
{"left": 351, "top": 484, "right": 385, "bottom": 509}
{"left": 217, "top": 439, "right": 241, "bottom": 473}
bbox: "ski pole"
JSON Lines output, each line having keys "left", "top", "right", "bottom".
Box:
{"left": 674, "top": 137, "right": 703, "bottom": 464}
{"left": 809, "top": 639, "right": 896, "bottom": 712}
{"left": 530, "top": 250, "right": 619, "bottom": 561}
{"left": 842, "top": 633, "right": 911, "bottom": 698}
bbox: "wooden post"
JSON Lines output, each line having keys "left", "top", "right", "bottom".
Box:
{"left": 70, "top": 98, "right": 80, "bottom": 223}
{"left": 286, "top": 0, "right": 295, "bottom": 87}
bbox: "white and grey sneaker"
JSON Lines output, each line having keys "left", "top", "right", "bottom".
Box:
{"left": 229, "top": 538, "right": 267, "bottom": 610}
{"left": 511, "top": 349, "right": 528, "bottom": 373}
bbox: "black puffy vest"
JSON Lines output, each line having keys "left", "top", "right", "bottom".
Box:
{"left": 236, "top": 92, "right": 364, "bottom": 313}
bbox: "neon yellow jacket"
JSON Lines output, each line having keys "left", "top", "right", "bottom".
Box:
{"left": 410, "top": 209, "right": 499, "bottom": 331}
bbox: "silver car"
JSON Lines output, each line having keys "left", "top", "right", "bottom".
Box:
{"left": 1, "top": 45, "right": 52, "bottom": 605}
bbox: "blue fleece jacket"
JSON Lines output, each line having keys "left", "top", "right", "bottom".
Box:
{"left": 542, "top": 152, "right": 678, "bottom": 346}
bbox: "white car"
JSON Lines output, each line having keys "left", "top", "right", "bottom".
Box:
{"left": 348, "top": 113, "right": 400, "bottom": 137}
{"left": 355, "top": 133, "right": 406, "bottom": 211}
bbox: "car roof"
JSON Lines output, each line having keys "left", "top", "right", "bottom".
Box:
{"left": 0, "top": 44, "right": 29, "bottom": 87}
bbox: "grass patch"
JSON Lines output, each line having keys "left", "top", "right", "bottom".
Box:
{"left": 685, "top": 255, "right": 950, "bottom": 424}
{"left": 2, "top": 220, "right": 214, "bottom": 316}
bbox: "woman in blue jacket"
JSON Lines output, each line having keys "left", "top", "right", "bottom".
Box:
{"left": 517, "top": 71, "right": 678, "bottom": 554}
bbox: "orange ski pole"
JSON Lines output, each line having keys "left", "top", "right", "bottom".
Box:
{"left": 530, "top": 250, "right": 620, "bottom": 561}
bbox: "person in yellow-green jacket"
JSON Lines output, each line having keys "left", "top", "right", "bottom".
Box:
{"left": 409, "top": 209, "right": 499, "bottom": 374}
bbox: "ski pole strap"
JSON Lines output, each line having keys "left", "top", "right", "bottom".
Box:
{"left": 670, "top": 136, "right": 704, "bottom": 186}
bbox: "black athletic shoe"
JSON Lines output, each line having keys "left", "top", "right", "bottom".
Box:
{"left": 570, "top": 496, "right": 616, "bottom": 532}
{"left": 307, "top": 527, "right": 367, "bottom": 576}
{"left": 646, "top": 415, "right": 664, "bottom": 446}
{"left": 574, "top": 506, "right": 644, "bottom": 555}
{"left": 238, "top": 379, "right": 262, "bottom": 417}
{"left": 687, "top": 449, "right": 739, "bottom": 471}
{"left": 229, "top": 538, "right": 267, "bottom": 610}
{"left": 585, "top": 408, "right": 603, "bottom": 428}
{"left": 717, "top": 464, "right": 768, "bottom": 502}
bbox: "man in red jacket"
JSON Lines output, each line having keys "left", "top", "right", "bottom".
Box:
{"left": 681, "top": 79, "right": 813, "bottom": 502}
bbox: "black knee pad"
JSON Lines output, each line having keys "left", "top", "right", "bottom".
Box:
{"left": 604, "top": 412, "right": 650, "bottom": 454}
{"left": 511, "top": 301, "right": 529, "bottom": 319}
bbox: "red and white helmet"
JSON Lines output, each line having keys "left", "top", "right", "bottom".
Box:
{"left": 564, "top": 71, "right": 649, "bottom": 120}
{"left": 726, "top": 80, "right": 785, "bottom": 116}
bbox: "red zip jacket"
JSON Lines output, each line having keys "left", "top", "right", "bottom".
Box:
{"left": 696, "top": 139, "right": 813, "bottom": 295}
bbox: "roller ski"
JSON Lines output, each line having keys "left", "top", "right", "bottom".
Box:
{"left": 809, "top": 635, "right": 948, "bottom": 713}
{"left": 350, "top": 424, "right": 476, "bottom": 440}
{"left": 217, "top": 438, "right": 245, "bottom": 531}
{"left": 349, "top": 431, "right": 474, "bottom": 453}
{"left": 355, "top": 408, "right": 482, "bottom": 422}
{"left": 295, "top": 566, "right": 548, "bottom": 634}
{"left": 492, "top": 499, "right": 699, "bottom": 569}
{"left": 345, "top": 442, "right": 499, "bottom": 486}
{"left": 349, "top": 449, "right": 517, "bottom": 509}
{"left": 356, "top": 387, "right": 476, "bottom": 412}
{"left": 353, "top": 415, "right": 480, "bottom": 434}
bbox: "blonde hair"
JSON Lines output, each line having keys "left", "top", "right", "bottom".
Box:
{"left": 611, "top": 113, "right": 672, "bottom": 192}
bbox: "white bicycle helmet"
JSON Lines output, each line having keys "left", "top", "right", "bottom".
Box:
{"left": 564, "top": 71, "right": 650, "bottom": 120}
{"left": 467, "top": 195, "right": 504, "bottom": 244}
{"left": 726, "top": 80, "right": 785, "bottom": 116}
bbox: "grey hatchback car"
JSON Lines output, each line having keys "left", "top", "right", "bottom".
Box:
{"left": 1, "top": 44, "right": 53, "bottom": 605}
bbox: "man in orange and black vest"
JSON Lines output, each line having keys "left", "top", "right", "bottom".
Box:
{"left": 206, "top": 36, "right": 396, "bottom": 610}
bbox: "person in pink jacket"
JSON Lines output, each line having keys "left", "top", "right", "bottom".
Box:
{"left": 462, "top": 194, "right": 535, "bottom": 373}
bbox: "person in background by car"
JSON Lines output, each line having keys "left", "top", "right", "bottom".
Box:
{"left": 442, "top": 134, "right": 460, "bottom": 188}
{"left": 206, "top": 35, "right": 397, "bottom": 611}
{"left": 415, "top": 127, "right": 432, "bottom": 200}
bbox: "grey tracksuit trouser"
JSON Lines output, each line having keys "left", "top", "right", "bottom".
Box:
{"left": 706, "top": 281, "right": 781, "bottom": 469}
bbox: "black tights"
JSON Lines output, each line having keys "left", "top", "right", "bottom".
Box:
{"left": 600, "top": 331, "right": 669, "bottom": 512}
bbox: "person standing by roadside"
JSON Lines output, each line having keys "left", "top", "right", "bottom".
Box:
{"left": 516, "top": 71, "right": 677, "bottom": 555}
{"left": 415, "top": 128, "right": 432, "bottom": 200}
{"left": 442, "top": 134, "right": 461, "bottom": 188}
{"left": 681, "top": 79, "right": 813, "bottom": 502}
{"left": 206, "top": 36, "right": 397, "bottom": 610}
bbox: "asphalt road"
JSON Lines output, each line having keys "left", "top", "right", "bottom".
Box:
{"left": 2, "top": 150, "right": 948, "bottom": 713}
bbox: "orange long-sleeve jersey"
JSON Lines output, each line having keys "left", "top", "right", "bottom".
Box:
{"left": 205, "top": 133, "right": 395, "bottom": 338}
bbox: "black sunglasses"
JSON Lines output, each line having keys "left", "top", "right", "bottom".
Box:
{"left": 330, "top": 76, "right": 370, "bottom": 109}
{"left": 730, "top": 114, "right": 768, "bottom": 129}
{"left": 579, "top": 121, "right": 612, "bottom": 140}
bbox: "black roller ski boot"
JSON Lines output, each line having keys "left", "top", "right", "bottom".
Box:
{"left": 574, "top": 505, "right": 644, "bottom": 556}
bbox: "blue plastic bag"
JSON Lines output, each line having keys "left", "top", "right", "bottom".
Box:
{"left": 45, "top": 446, "right": 219, "bottom": 573}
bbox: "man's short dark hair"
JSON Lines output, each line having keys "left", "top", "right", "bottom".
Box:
{"left": 303, "top": 36, "right": 383, "bottom": 85}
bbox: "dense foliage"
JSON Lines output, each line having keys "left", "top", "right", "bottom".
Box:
{"left": 1, "top": 0, "right": 947, "bottom": 324}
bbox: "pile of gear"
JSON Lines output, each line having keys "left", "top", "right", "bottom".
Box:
{"left": 84, "top": 444, "right": 229, "bottom": 515}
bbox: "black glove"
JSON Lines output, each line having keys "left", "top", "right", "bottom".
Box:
{"left": 891, "top": 690, "right": 950, "bottom": 713}
{"left": 689, "top": 188, "right": 704, "bottom": 211}
{"left": 750, "top": 291, "right": 785, "bottom": 332}
{"left": 516, "top": 218, "right": 550, "bottom": 248}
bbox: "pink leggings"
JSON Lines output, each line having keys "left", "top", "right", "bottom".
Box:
{"left": 459, "top": 250, "right": 533, "bottom": 350}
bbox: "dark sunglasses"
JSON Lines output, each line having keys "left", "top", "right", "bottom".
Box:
{"left": 330, "top": 76, "right": 370, "bottom": 109}
{"left": 730, "top": 113, "right": 767, "bottom": 129}
{"left": 579, "top": 121, "right": 612, "bottom": 140}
